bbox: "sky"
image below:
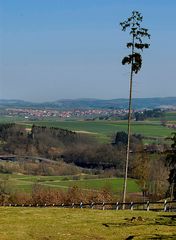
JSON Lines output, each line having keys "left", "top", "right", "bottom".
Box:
{"left": 0, "top": 0, "right": 176, "bottom": 102}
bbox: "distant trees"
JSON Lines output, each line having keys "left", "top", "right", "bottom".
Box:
{"left": 134, "top": 109, "right": 163, "bottom": 121}
{"left": 0, "top": 123, "right": 91, "bottom": 159}
{"left": 113, "top": 131, "right": 142, "bottom": 149}
{"left": 63, "top": 143, "right": 125, "bottom": 171}
{"left": 0, "top": 124, "right": 28, "bottom": 154}
{"left": 120, "top": 11, "right": 150, "bottom": 204}
{"left": 0, "top": 123, "right": 15, "bottom": 140}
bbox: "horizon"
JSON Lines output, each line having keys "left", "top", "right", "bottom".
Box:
{"left": 0, "top": 1, "right": 176, "bottom": 101}
{"left": 0, "top": 96, "right": 176, "bottom": 104}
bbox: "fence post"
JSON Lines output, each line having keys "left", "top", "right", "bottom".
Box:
{"left": 130, "top": 202, "right": 134, "bottom": 211}
{"left": 147, "top": 201, "right": 150, "bottom": 211}
{"left": 62, "top": 203, "right": 64, "bottom": 208}
{"left": 102, "top": 202, "right": 105, "bottom": 210}
{"left": 72, "top": 203, "right": 74, "bottom": 209}
{"left": 164, "top": 200, "right": 167, "bottom": 212}
{"left": 116, "top": 202, "right": 119, "bottom": 210}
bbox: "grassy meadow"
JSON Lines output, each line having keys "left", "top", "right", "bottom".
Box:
{"left": 0, "top": 207, "right": 175, "bottom": 240}
{"left": 5, "top": 174, "right": 140, "bottom": 194}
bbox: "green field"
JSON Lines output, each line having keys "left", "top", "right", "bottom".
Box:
{"left": 0, "top": 207, "right": 175, "bottom": 240}
{"left": 0, "top": 116, "right": 25, "bottom": 123}
{"left": 27, "top": 120, "right": 173, "bottom": 143}
{"left": 164, "top": 111, "right": 176, "bottom": 121}
{"left": 41, "top": 177, "right": 139, "bottom": 193}
{"left": 4, "top": 174, "right": 140, "bottom": 194}
{"left": 0, "top": 115, "right": 174, "bottom": 143}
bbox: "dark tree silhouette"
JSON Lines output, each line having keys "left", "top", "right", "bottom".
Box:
{"left": 120, "top": 11, "right": 150, "bottom": 205}
{"left": 166, "top": 133, "right": 176, "bottom": 199}
{"left": 114, "top": 131, "right": 128, "bottom": 146}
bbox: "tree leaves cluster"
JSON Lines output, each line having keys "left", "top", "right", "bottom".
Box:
{"left": 120, "top": 11, "right": 150, "bottom": 74}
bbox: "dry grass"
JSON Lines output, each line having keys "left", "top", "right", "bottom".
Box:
{"left": 0, "top": 208, "right": 175, "bottom": 240}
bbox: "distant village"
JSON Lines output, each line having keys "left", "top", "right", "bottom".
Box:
{"left": 2, "top": 108, "right": 129, "bottom": 120}
{"left": 1, "top": 107, "right": 176, "bottom": 128}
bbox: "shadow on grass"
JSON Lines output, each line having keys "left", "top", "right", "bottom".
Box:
{"left": 124, "top": 234, "right": 176, "bottom": 240}
{"left": 102, "top": 215, "right": 176, "bottom": 240}
{"left": 154, "top": 215, "right": 176, "bottom": 226}
{"left": 102, "top": 216, "right": 151, "bottom": 228}
{"left": 147, "top": 234, "right": 176, "bottom": 240}
{"left": 102, "top": 222, "right": 146, "bottom": 228}
{"left": 102, "top": 215, "right": 176, "bottom": 228}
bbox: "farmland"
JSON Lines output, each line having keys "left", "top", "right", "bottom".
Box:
{"left": 0, "top": 207, "right": 175, "bottom": 240}
{"left": 164, "top": 111, "right": 176, "bottom": 121}
{"left": 0, "top": 112, "right": 175, "bottom": 143}
{"left": 28, "top": 119, "right": 174, "bottom": 143}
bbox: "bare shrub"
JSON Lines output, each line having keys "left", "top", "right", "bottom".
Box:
{"left": 30, "top": 184, "right": 114, "bottom": 205}
{"left": 31, "top": 184, "right": 65, "bottom": 205}
{"left": 0, "top": 160, "right": 80, "bottom": 176}
{"left": 9, "top": 192, "right": 32, "bottom": 205}
{"left": 65, "top": 186, "right": 85, "bottom": 204}
{"left": 0, "top": 176, "right": 12, "bottom": 204}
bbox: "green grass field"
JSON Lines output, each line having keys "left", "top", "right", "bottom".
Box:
{"left": 37, "top": 177, "right": 140, "bottom": 193}
{"left": 27, "top": 119, "right": 174, "bottom": 143}
{"left": 164, "top": 111, "right": 176, "bottom": 122}
{"left": 0, "top": 116, "right": 25, "bottom": 123}
{"left": 0, "top": 115, "right": 174, "bottom": 143}
{"left": 4, "top": 174, "right": 140, "bottom": 194}
{"left": 0, "top": 207, "right": 175, "bottom": 240}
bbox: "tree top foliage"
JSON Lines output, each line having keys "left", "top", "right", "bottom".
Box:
{"left": 120, "top": 11, "right": 150, "bottom": 74}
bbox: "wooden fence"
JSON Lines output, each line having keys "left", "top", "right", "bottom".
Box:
{"left": 1, "top": 200, "right": 176, "bottom": 211}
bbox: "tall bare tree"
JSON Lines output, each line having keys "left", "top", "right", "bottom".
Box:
{"left": 120, "top": 11, "right": 150, "bottom": 205}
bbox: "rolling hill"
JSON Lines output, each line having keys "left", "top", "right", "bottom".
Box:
{"left": 0, "top": 97, "right": 175, "bottom": 110}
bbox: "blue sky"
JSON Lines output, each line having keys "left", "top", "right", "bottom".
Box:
{"left": 0, "top": 0, "right": 176, "bottom": 102}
